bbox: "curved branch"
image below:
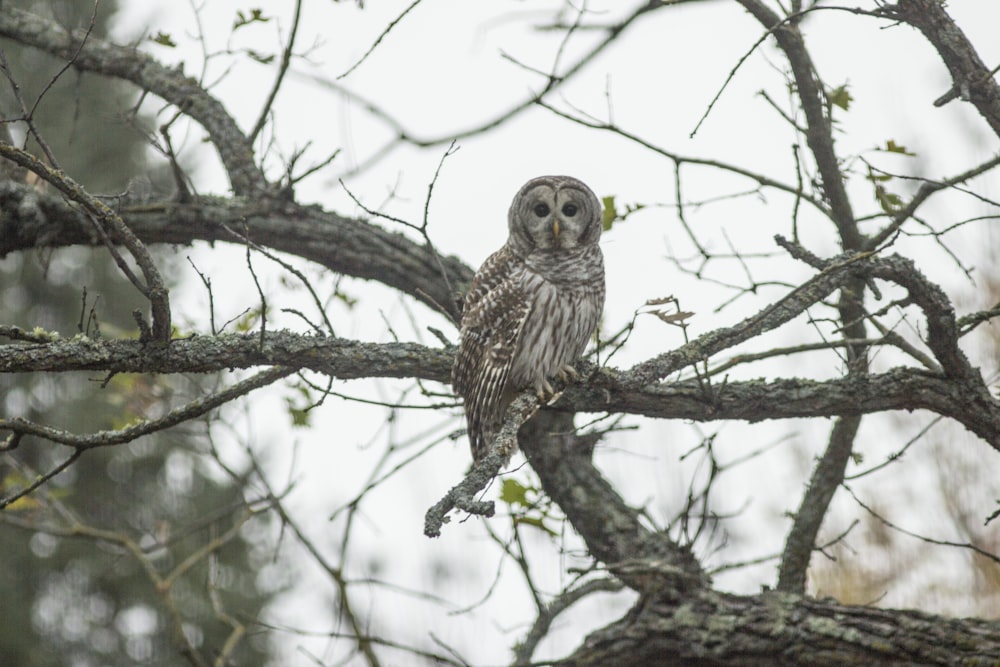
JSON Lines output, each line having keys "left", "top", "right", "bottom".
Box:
{"left": 520, "top": 411, "right": 708, "bottom": 592}
{"left": 513, "top": 578, "right": 624, "bottom": 666}
{"left": 0, "top": 143, "right": 172, "bottom": 342}
{"left": 878, "top": 0, "right": 1000, "bottom": 139}
{"left": 627, "top": 247, "right": 873, "bottom": 386}
{"left": 0, "top": 8, "right": 267, "bottom": 196}
{"left": 0, "top": 366, "right": 294, "bottom": 449}
{"left": 312, "top": 0, "right": 668, "bottom": 177}
{"left": 0, "top": 182, "right": 472, "bottom": 321}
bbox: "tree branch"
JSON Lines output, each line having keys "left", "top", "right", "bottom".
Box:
{"left": 565, "top": 588, "right": 1000, "bottom": 665}
{"left": 879, "top": 0, "right": 1000, "bottom": 139}
{"left": 0, "top": 7, "right": 268, "bottom": 195}
{"left": 520, "top": 410, "right": 708, "bottom": 592}
{"left": 735, "top": 0, "right": 859, "bottom": 246}
{"left": 0, "top": 143, "right": 172, "bottom": 342}
{"left": 0, "top": 181, "right": 471, "bottom": 322}
{"left": 424, "top": 392, "right": 540, "bottom": 538}
{"left": 0, "top": 366, "right": 294, "bottom": 449}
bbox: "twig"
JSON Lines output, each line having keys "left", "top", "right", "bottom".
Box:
{"left": 0, "top": 142, "right": 173, "bottom": 342}
{"left": 513, "top": 578, "right": 623, "bottom": 665}
{"left": 0, "top": 366, "right": 295, "bottom": 449}
{"left": 337, "top": 0, "right": 424, "bottom": 80}
{"left": 249, "top": 0, "right": 304, "bottom": 143}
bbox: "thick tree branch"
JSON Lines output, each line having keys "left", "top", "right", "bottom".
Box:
{"left": 565, "top": 588, "right": 1000, "bottom": 665}
{"left": 0, "top": 330, "right": 454, "bottom": 380}
{"left": 776, "top": 415, "right": 859, "bottom": 592}
{"left": 0, "top": 8, "right": 267, "bottom": 195}
{"left": 520, "top": 411, "right": 708, "bottom": 592}
{"left": 0, "top": 182, "right": 471, "bottom": 322}
{"left": 1, "top": 333, "right": 997, "bottom": 448}
{"left": 879, "top": 0, "right": 1000, "bottom": 139}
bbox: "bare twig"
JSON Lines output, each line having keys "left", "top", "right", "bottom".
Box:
{"left": 249, "top": 0, "right": 304, "bottom": 143}
{"left": 0, "top": 141, "right": 173, "bottom": 342}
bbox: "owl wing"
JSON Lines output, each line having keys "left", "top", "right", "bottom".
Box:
{"left": 452, "top": 247, "right": 532, "bottom": 460}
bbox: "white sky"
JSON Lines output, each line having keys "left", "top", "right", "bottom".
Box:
{"left": 99, "top": 1, "right": 1000, "bottom": 663}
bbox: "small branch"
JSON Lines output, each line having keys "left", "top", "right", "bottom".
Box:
{"left": 866, "top": 152, "right": 1000, "bottom": 250}
{"left": 0, "top": 448, "right": 83, "bottom": 509}
{"left": 424, "top": 392, "right": 539, "bottom": 537}
{"left": 0, "top": 7, "right": 267, "bottom": 195}
{"left": 538, "top": 101, "right": 829, "bottom": 217}
{"left": 736, "top": 0, "right": 859, "bottom": 247}
{"left": 0, "top": 366, "right": 295, "bottom": 449}
{"left": 628, "top": 246, "right": 874, "bottom": 386}
{"left": 249, "top": 0, "right": 304, "bottom": 143}
{"left": 336, "top": 0, "right": 424, "bottom": 80}
{"left": 776, "top": 415, "right": 860, "bottom": 593}
{"left": 513, "top": 578, "right": 624, "bottom": 666}
{"left": 315, "top": 0, "right": 667, "bottom": 178}
{"left": 843, "top": 484, "right": 1000, "bottom": 565}
{"left": 0, "top": 142, "right": 173, "bottom": 342}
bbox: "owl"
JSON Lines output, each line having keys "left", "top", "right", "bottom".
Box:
{"left": 452, "top": 175, "right": 606, "bottom": 463}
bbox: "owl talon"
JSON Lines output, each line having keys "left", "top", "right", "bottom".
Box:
{"left": 535, "top": 379, "right": 556, "bottom": 401}
{"left": 557, "top": 365, "right": 579, "bottom": 383}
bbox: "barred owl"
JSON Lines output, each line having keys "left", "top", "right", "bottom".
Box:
{"left": 452, "top": 175, "right": 605, "bottom": 463}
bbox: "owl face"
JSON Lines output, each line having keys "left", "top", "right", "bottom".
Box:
{"left": 508, "top": 175, "right": 601, "bottom": 255}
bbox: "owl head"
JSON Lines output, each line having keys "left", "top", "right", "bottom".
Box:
{"left": 507, "top": 175, "right": 602, "bottom": 256}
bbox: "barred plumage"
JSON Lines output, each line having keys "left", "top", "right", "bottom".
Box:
{"left": 452, "top": 175, "right": 605, "bottom": 463}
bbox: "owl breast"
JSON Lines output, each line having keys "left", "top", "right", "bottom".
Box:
{"left": 509, "top": 246, "right": 605, "bottom": 392}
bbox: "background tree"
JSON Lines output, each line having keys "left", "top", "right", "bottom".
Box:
{"left": 0, "top": 1, "right": 280, "bottom": 664}
{"left": 1, "top": 1, "right": 1000, "bottom": 665}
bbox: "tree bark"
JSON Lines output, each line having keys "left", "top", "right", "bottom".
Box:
{"left": 564, "top": 588, "right": 1000, "bottom": 666}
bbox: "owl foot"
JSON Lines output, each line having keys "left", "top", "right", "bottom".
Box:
{"left": 535, "top": 379, "right": 556, "bottom": 402}
{"left": 556, "top": 365, "right": 579, "bottom": 383}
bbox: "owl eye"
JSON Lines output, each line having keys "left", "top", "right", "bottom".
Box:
{"left": 561, "top": 203, "right": 578, "bottom": 217}
{"left": 533, "top": 203, "right": 551, "bottom": 217}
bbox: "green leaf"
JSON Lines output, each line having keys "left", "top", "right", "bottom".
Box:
{"left": 865, "top": 172, "right": 893, "bottom": 183}
{"left": 334, "top": 287, "right": 358, "bottom": 309}
{"left": 285, "top": 398, "right": 311, "bottom": 428}
{"left": 874, "top": 185, "right": 903, "bottom": 213}
{"left": 826, "top": 84, "right": 853, "bottom": 111}
{"left": 883, "top": 139, "right": 916, "bottom": 156}
{"left": 234, "top": 9, "right": 271, "bottom": 30}
{"left": 289, "top": 407, "right": 310, "bottom": 427}
{"left": 148, "top": 32, "right": 176, "bottom": 48}
{"left": 500, "top": 478, "right": 529, "bottom": 507}
{"left": 235, "top": 308, "right": 263, "bottom": 332}
{"left": 601, "top": 196, "right": 617, "bottom": 231}
{"left": 601, "top": 195, "right": 645, "bottom": 231}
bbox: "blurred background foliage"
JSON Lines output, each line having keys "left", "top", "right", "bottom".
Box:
{"left": 0, "top": 1, "right": 280, "bottom": 664}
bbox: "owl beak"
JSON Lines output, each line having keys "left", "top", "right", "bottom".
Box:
{"left": 552, "top": 219, "right": 560, "bottom": 239}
